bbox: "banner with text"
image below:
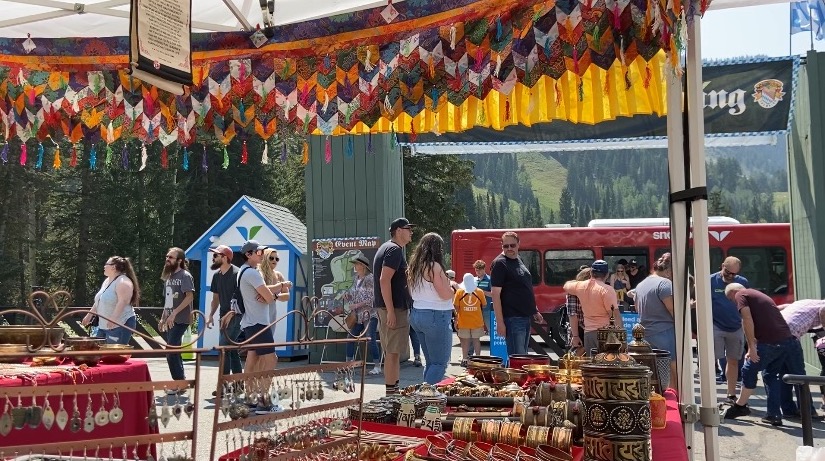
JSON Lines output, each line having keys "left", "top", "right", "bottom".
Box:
{"left": 312, "top": 237, "right": 381, "bottom": 328}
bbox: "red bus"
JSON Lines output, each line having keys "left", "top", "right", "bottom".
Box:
{"left": 451, "top": 218, "right": 793, "bottom": 314}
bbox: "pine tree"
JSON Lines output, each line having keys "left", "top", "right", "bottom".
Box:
{"left": 559, "top": 187, "right": 575, "bottom": 225}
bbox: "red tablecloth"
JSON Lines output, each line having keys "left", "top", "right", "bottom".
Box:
{"left": 0, "top": 360, "right": 157, "bottom": 459}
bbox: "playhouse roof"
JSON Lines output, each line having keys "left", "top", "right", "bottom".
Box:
{"left": 244, "top": 196, "right": 307, "bottom": 254}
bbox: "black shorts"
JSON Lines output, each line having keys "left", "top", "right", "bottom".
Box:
{"left": 243, "top": 324, "right": 276, "bottom": 356}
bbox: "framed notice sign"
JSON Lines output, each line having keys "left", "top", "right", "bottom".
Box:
{"left": 312, "top": 237, "right": 381, "bottom": 328}
{"left": 129, "top": 0, "right": 194, "bottom": 95}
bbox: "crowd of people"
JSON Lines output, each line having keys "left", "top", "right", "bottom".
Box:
{"left": 78, "top": 219, "right": 825, "bottom": 425}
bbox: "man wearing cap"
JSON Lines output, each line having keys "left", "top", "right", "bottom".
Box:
{"left": 627, "top": 259, "right": 648, "bottom": 288}
{"left": 230, "top": 240, "right": 278, "bottom": 409}
{"left": 206, "top": 245, "right": 242, "bottom": 383}
{"left": 564, "top": 260, "right": 620, "bottom": 355}
{"left": 374, "top": 218, "right": 415, "bottom": 395}
{"left": 491, "top": 231, "right": 538, "bottom": 356}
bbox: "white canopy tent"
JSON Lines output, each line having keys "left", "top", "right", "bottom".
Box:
{"left": 0, "top": 2, "right": 801, "bottom": 461}
{"left": 0, "top": 0, "right": 789, "bottom": 38}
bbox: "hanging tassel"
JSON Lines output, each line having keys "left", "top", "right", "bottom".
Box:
{"left": 677, "top": 14, "right": 688, "bottom": 52}
{"left": 578, "top": 78, "right": 584, "bottom": 102}
{"left": 183, "top": 146, "right": 190, "bottom": 171}
{"left": 323, "top": 91, "right": 330, "bottom": 113}
{"left": 302, "top": 141, "right": 309, "bottom": 165}
{"left": 449, "top": 25, "right": 457, "bottom": 50}
{"left": 261, "top": 143, "right": 269, "bottom": 164}
{"left": 35, "top": 142, "right": 43, "bottom": 169}
{"left": 222, "top": 145, "right": 229, "bottom": 169}
{"left": 651, "top": 2, "right": 663, "bottom": 36}
{"left": 428, "top": 55, "right": 436, "bottom": 79}
{"left": 383, "top": 95, "right": 394, "bottom": 117}
{"left": 604, "top": 72, "right": 610, "bottom": 95}
{"left": 644, "top": 63, "right": 652, "bottom": 88}
{"left": 1, "top": 143, "right": 9, "bottom": 164}
{"left": 593, "top": 25, "right": 602, "bottom": 52}
{"left": 620, "top": 36, "right": 627, "bottom": 69}
{"left": 160, "top": 146, "right": 169, "bottom": 169}
{"left": 496, "top": 17, "right": 503, "bottom": 41}
{"left": 241, "top": 140, "right": 249, "bottom": 164}
{"left": 365, "top": 49, "right": 374, "bottom": 72}
{"left": 53, "top": 145, "right": 61, "bottom": 169}
{"left": 280, "top": 142, "right": 287, "bottom": 163}
{"left": 431, "top": 88, "right": 439, "bottom": 111}
{"left": 624, "top": 70, "right": 632, "bottom": 90}
{"left": 105, "top": 144, "right": 113, "bottom": 166}
{"left": 139, "top": 143, "right": 148, "bottom": 171}
{"left": 390, "top": 125, "right": 397, "bottom": 148}
{"left": 121, "top": 144, "right": 129, "bottom": 170}
{"left": 367, "top": 133, "right": 373, "bottom": 154}
{"left": 345, "top": 136, "right": 354, "bottom": 158}
{"left": 505, "top": 100, "right": 511, "bottom": 120}
{"left": 555, "top": 81, "right": 563, "bottom": 107}
{"left": 89, "top": 144, "right": 97, "bottom": 170}
{"left": 203, "top": 145, "right": 209, "bottom": 172}
{"left": 70, "top": 144, "right": 78, "bottom": 167}
{"left": 612, "top": 3, "right": 622, "bottom": 32}
{"left": 494, "top": 54, "right": 502, "bottom": 78}
{"left": 324, "top": 136, "right": 332, "bottom": 164}
{"left": 409, "top": 121, "right": 417, "bottom": 143}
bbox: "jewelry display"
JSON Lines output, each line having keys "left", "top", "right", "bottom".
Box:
{"left": 29, "top": 394, "right": 43, "bottom": 429}
{"left": 95, "top": 391, "right": 110, "bottom": 426}
{"left": 69, "top": 392, "right": 82, "bottom": 433}
{"left": 83, "top": 391, "right": 95, "bottom": 432}
{"left": 0, "top": 395, "right": 12, "bottom": 436}
{"left": 55, "top": 391, "right": 69, "bottom": 430}
{"left": 109, "top": 389, "right": 123, "bottom": 424}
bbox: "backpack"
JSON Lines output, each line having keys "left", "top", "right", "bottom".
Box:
{"left": 231, "top": 267, "right": 253, "bottom": 315}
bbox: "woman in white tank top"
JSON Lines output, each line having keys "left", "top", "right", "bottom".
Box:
{"left": 407, "top": 233, "right": 455, "bottom": 384}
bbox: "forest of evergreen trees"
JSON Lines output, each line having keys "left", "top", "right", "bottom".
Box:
{"left": 457, "top": 148, "right": 789, "bottom": 229}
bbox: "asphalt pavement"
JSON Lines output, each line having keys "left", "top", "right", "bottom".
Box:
{"left": 140, "top": 336, "right": 823, "bottom": 460}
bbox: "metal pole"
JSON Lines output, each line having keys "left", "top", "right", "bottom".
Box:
{"left": 665, "top": 58, "right": 695, "bottom": 461}
{"left": 685, "top": 11, "right": 721, "bottom": 461}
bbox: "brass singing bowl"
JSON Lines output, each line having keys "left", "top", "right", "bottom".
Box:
{"left": 0, "top": 326, "right": 64, "bottom": 348}
{"left": 0, "top": 344, "right": 29, "bottom": 363}
{"left": 522, "top": 364, "right": 558, "bottom": 382}
{"left": 65, "top": 337, "right": 105, "bottom": 366}
{"left": 99, "top": 344, "right": 134, "bottom": 364}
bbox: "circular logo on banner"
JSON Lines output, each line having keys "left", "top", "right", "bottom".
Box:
{"left": 753, "top": 79, "right": 785, "bottom": 109}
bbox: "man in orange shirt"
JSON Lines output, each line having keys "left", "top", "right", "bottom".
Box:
{"left": 564, "top": 260, "right": 620, "bottom": 355}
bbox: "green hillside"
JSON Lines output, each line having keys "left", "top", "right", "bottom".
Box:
{"left": 518, "top": 153, "right": 567, "bottom": 216}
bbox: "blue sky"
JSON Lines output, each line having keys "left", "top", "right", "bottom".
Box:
{"left": 701, "top": 3, "right": 825, "bottom": 59}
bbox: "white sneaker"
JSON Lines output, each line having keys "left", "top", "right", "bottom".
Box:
{"left": 369, "top": 367, "right": 382, "bottom": 375}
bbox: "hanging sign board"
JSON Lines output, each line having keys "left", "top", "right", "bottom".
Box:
{"left": 129, "top": 0, "right": 194, "bottom": 95}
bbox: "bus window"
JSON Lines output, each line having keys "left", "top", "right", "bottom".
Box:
{"left": 654, "top": 247, "right": 724, "bottom": 271}
{"left": 602, "top": 248, "right": 648, "bottom": 273}
{"left": 727, "top": 247, "right": 788, "bottom": 296}
{"left": 544, "top": 250, "right": 595, "bottom": 286}
{"left": 518, "top": 250, "right": 542, "bottom": 285}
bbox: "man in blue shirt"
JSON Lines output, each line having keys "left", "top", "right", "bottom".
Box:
{"left": 711, "top": 256, "right": 749, "bottom": 403}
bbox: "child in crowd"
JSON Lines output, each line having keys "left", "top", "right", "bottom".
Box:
{"left": 454, "top": 273, "right": 488, "bottom": 367}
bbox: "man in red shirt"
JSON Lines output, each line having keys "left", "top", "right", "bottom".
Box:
{"left": 722, "top": 283, "right": 813, "bottom": 426}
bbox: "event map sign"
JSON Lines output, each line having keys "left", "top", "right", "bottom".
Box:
{"left": 312, "top": 237, "right": 381, "bottom": 328}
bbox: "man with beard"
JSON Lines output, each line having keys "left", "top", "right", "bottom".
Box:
{"left": 206, "top": 245, "right": 241, "bottom": 393}
{"left": 711, "top": 256, "right": 749, "bottom": 403}
{"left": 161, "top": 247, "right": 195, "bottom": 395}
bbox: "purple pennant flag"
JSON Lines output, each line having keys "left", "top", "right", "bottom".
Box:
{"left": 121, "top": 144, "right": 129, "bottom": 169}
{"left": 202, "top": 145, "right": 208, "bottom": 172}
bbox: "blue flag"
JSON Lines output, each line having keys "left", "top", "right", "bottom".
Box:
{"left": 791, "top": 0, "right": 825, "bottom": 40}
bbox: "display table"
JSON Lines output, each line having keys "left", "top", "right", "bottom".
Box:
{"left": 0, "top": 360, "right": 157, "bottom": 459}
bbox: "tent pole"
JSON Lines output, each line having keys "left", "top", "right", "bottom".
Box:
{"left": 665, "top": 58, "right": 695, "bottom": 461}
{"left": 685, "top": 11, "right": 722, "bottom": 461}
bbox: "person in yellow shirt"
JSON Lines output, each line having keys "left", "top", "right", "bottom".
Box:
{"left": 454, "top": 273, "right": 488, "bottom": 367}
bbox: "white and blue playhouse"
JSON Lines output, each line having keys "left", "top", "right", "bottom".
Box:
{"left": 186, "top": 195, "right": 308, "bottom": 358}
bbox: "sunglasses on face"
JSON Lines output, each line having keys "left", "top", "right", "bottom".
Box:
{"left": 269, "top": 256, "right": 280, "bottom": 262}
{"left": 723, "top": 268, "right": 739, "bottom": 277}
{"left": 211, "top": 254, "right": 222, "bottom": 259}
{"left": 502, "top": 243, "right": 517, "bottom": 249}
